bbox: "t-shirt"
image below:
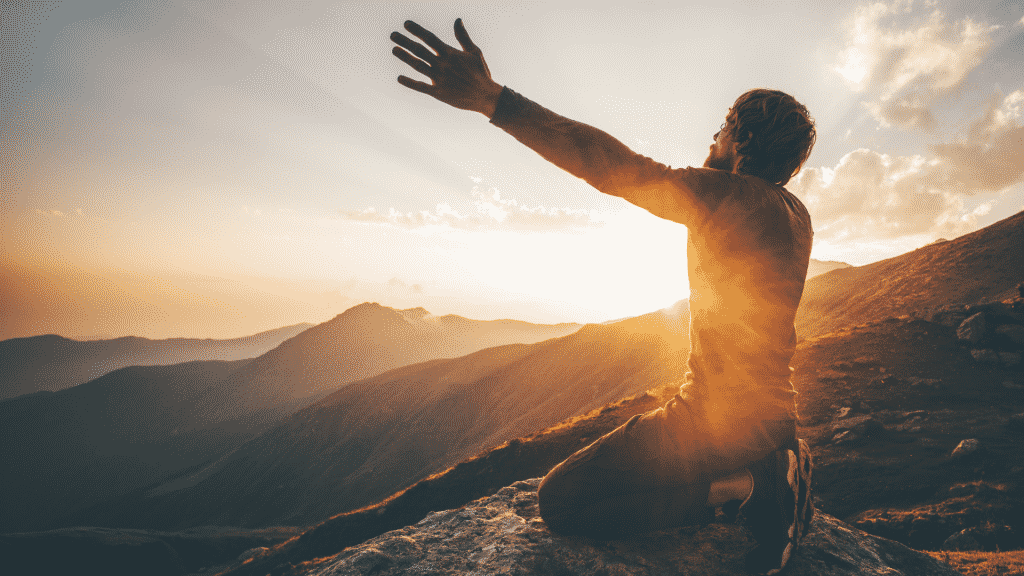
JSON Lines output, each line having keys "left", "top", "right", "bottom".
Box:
{"left": 490, "top": 87, "right": 813, "bottom": 436}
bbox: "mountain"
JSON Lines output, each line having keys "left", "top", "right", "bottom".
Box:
{"left": 806, "top": 258, "right": 851, "bottom": 279}
{"left": 75, "top": 301, "right": 688, "bottom": 530}
{"left": 0, "top": 304, "right": 580, "bottom": 533}
{"left": 0, "top": 359, "right": 264, "bottom": 533}
{"left": 796, "top": 210, "right": 1024, "bottom": 339}
{"left": 198, "top": 303, "right": 581, "bottom": 418}
{"left": 0, "top": 323, "right": 313, "bottom": 401}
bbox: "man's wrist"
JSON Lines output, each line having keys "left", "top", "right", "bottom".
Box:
{"left": 477, "top": 81, "right": 503, "bottom": 118}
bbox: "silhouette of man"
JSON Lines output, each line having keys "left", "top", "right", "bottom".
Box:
{"left": 392, "top": 19, "right": 815, "bottom": 574}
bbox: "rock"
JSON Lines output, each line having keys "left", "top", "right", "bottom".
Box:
{"left": 1008, "top": 413, "right": 1024, "bottom": 430}
{"left": 836, "top": 406, "right": 851, "bottom": 418}
{"left": 941, "top": 524, "right": 1021, "bottom": 552}
{"left": 957, "top": 313, "right": 987, "bottom": 343}
{"left": 964, "top": 302, "right": 1021, "bottom": 322}
{"left": 999, "top": 351, "right": 1021, "bottom": 367}
{"left": 951, "top": 439, "right": 981, "bottom": 458}
{"left": 237, "top": 547, "right": 269, "bottom": 562}
{"left": 927, "top": 307, "right": 967, "bottom": 328}
{"left": 833, "top": 415, "right": 886, "bottom": 438}
{"left": 906, "top": 377, "right": 943, "bottom": 389}
{"left": 996, "top": 324, "right": 1024, "bottom": 346}
{"left": 970, "top": 349, "right": 999, "bottom": 363}
{"left": 302, "top": 478, "right": 961, "bottom": 576}
{"left": 941, "top": 528, "right": 982, "bottom": 551}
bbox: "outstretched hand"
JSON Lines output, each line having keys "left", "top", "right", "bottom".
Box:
{"left": 390, "top": 19, "right": 503, "bottom": 117}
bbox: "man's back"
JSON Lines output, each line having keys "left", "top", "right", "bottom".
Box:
{"left": 488, "top": 88, "right": 813, "bottom": 431}
{"left": 679, "top": 169, "right": 812, "bottom": 436}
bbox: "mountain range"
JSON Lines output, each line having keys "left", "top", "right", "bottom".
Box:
{"left": 4, "top": 209, "right": 1023, "bottom": 576}
{"left": 0, "top": 323, "right": 313, "bottom": 401}
{"left": 0, "top": 307, "right": 579, "bottom": 533}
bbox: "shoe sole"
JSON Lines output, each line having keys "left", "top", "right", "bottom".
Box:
{"left": 768, "top": 439, "right": 814, "bottom": 575}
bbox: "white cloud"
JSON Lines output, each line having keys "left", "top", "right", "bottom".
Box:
{"left": 835, "top": 1, "right": 998, "bottom": 131}
{"left": 340, "top": 187, "right": 603, "bottom": 231}
{"left": 792, "top": 85, "right": 1024, "bottom": 257}
{"left": 791, "top": 149, "right": 960, "bottom": 243}
{"left": 932, "top": 90, "right": 1024, "bottom": 192}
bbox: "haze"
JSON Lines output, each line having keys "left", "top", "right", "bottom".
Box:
{"left": 4, "top": 0, "right": 1023, "bottom": 340}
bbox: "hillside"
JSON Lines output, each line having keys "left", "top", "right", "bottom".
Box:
{"left": 222, "top": 293, "right": 1023, "bottom": 576}
{"left": 797, "top": 209, "right": 1024, "bottom": 339}
{"left": 0, "top": 304, "right": 580, "bottom": 533}
{"left": 75, "top": 301, "right": 688, "bottom": 531}
{"left": 0, "top": 323, "right": 313, "bottom": 401}
{"left": 0, "top": 359, "right": 260, "bottom": 532}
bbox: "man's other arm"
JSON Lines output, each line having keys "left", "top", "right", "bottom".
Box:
{"left": 390, "top": 19, "right": 714, "bottom": 227}
{"left": 488, "top": 86, "right": 706, "bottom": 226}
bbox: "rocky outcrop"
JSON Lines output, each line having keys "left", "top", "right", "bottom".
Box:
{"left": 953, "top": 298, "right": 1024, "bottom": 367}
{"left": 291, "top": 478, "right": 960, "bottom": 576}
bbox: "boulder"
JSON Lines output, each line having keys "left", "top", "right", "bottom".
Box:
{"left": 926, "top": 307, "right": 967, "bottom": 328}
{"left": 996, "top": 324, "right": 1024, "bottom": 347}
{"left": 951, "top": 439, "right": 981, "bottom": 459}
{"left": 999, "top": 351, "right": 1021, "bottom": 367}
{"left": 941, "top": 523, "right": 1021, "bottom": 552}
{"left": 833, "top": 415, "right": 886, "bottom": 437}
{"left": 941, "top": 528, "right": 982, "bottom": 551}
{"left": 970, "top": 349, "right": 999, "bottom": 363}
{"left": 957, "top": 313, "right": 987, "bottom": 344}
{"left": 299, "top": 478, "right": 961, "bottom": 576}
{"left": 1008, "top": 413, "right": 1024, "bottom": 430}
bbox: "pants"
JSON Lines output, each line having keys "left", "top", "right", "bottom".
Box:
{"left": 537, "top": 394, "right": 796, "bottom": 539}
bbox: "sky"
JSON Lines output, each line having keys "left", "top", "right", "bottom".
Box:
{"left": 3, "top": 0, "right": 1023, "bottom": 340}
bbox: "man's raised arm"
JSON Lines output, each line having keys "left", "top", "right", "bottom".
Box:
{"left": 390, "top": 19, "right": 712, "bottom": 227}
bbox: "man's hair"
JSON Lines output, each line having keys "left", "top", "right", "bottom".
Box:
{"left": 725, "top": 89, "right": 816, "bottom": 186}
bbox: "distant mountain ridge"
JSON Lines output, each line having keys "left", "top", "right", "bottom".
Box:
{"left": 70, "top": 301, "right": 689, "bottom": 530}
{"left": 0, "top": 323, "right": 313, "bottom": 401}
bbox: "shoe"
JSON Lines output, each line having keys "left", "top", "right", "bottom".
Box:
{"left": 736, "top": 438, "right": 814, "bottom": 575}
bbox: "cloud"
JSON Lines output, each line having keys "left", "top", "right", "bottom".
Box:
{"left": 835, "top": 1, "right": 998, "bottom": 131}
{"left": 791, "top": 149, "right": 1017, "bottom": 247}
{"left": 340, "top": 187, "right": 603, "bottom": 231}
{"left": 35, "top": 209, "right": 66, "bottom": 217}
{"left": 932, "top": 90, "right": 1024, "bottom": 192}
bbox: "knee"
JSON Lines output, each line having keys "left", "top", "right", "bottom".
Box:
{"left": 537, "top": 463, "right": 575, "bottom": 535}
{"left": 536, "top": 467, "right": 561, "bottom": 525}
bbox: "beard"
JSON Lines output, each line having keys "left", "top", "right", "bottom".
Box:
{"left": 703, "top": 153, "right": 733, "bottom": 171}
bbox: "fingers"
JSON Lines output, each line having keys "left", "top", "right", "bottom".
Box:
{"left": 404, "top": 20, "right": 451, "bottom": 54}
{"left": 453, "top": 18, "right": 479, "bottom": 53}
{"left": 392, "top": 46, "right": 432, "bottom": 78}
{"left": 390, "top": 31, "right": 436, "bottom": 63}
{"left": 397, "top": 75, "right": 434, "bottom": 96}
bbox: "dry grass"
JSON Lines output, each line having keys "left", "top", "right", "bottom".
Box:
{"left": 927, "top": 550, "right": 1024, "bottom": 575}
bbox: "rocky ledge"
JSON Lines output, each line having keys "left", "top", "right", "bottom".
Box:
{"left": 281, "top": 478, "right": 959, "bottom": 576}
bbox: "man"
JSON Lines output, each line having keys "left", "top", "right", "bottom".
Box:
{"left": 391, "top": 19, "right": 816, "bottom": 575}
